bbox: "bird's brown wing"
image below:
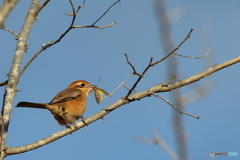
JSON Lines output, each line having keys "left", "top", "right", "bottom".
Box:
{"left": 49, "top": 88, "right": 81, "bottom": 105}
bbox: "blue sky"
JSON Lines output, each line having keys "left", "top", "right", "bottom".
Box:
{"left": 0, "top": 0, "right": 240, "bottom": 160}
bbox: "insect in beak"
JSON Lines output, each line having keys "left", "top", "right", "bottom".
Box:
{"left": 93, "top": 87, "right": 110, "bottom": 104}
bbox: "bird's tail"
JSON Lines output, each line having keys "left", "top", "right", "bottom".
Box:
{"left": 16, "top": 102, "right": 47, "bottom": 109}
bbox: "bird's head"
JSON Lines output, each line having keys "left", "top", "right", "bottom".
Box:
{"left": 68, "top": 80, "right": 95, "bottom": 96}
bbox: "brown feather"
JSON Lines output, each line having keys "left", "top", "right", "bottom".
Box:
{"left": 16, "top": 80, "right": 94, "bottom": 126}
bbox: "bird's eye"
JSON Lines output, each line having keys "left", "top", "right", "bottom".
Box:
{"left": 80, "top": 83, "right": 85, "bottom": 87}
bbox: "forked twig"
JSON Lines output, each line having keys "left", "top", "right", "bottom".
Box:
{"left": 124, "top": 54, "right": 153, "bottom": 97}
{"left": 124, "top": 29, "right": 194, "bottom": 98}
{"left": 124, "top": 53, "right": 142, "bottom": 77}
{"left": 152, "top": 93, "right": 200, "bottom": 119}
{"left": 123, "top": 83, "right": 131, "bottom": 91}
{"left": 72, "top": 0, "right": 120, "bottom": 29}
{"left": 151, "top": 28, "right": 194, "bottom": 66}
{"left": 12, "top": 0, "right": 119, "bottom": 86}
{"left": 12, "top": 0, "right": 81, "bottom": 86}
{"left": 72, "top": 22, "right": 116, "bottom": 29}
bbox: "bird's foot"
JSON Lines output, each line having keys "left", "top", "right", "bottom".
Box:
{"left": 80, "top": 116, "right": 88, "bottom": 126}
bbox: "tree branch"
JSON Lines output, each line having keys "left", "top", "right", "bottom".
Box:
{"left": 34, "top": 0, "right": 50, "bottom": 17}
{"left": 0, "top": 0, "right": 41, "bottom": 159}
{"left": 11, "top": 0, "right": 81, "bottom": 86}
{"left": 0, "top": 27, "right": 19, "bottom": 38}
{"left": 5, "top": 56, "right": 240, "bottom": 155}
{"left": 0, "top": 0, "right": 19, "bottom": 26}
{"left": 0, "top": 81, "right": 8, "bottom": 87}
{"left": 13, "top": 0, "right": 118, "bottom": 85}
{"left": 92, "top": 0, "right": 120, "bottom": 26}
{"left": 124, "top": 28, "right": 194, "bottom": 97}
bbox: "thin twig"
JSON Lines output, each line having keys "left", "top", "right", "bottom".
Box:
{"left": 108, "top": 73, "right": 133, "bottom": 96}
{"left": 92, "top": 0, "right": 120, "bottom": 26}
{"left": 0, "top": 81, "right": 8, "bottom": 87}
{"left": 72, "top": 22, "right": 116, "bottom": 29}
{"left": 152, "top": 93, "right": 200, "bottom": 119}
{"left": 162, "top": 75, "right": 176, "bottom": 85}
{"left": 124, "top": 29, "right": 194, "bottom": 97}
{"left": 124, "top": 53, "right": 142, "bottom": 76}
{"left": 34, "top": 0, "right": 50, "bottom": 17}
{"left": 12, "top": 0, "right": 81, "bottom": 86}
{"left": 123, "top": 83, "right": 131, "bottom": 91}
{"left": 151, "top": 28, "right": 194, "bottom": 66}
{"left": 124, "top": 54, "right": 152, "bottom": 97}
{"left": 13, "top": 0, "right": 118, "bottom": 85}
{"left": 173, "top": 47, "right": 210, "bottom": 59}
{"left": 0, "top": 26, "right": 19, "bottom": 37}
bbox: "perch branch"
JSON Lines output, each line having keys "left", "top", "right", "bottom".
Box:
{"left": 5, "top": 56, "right": 240, "bottom": 155}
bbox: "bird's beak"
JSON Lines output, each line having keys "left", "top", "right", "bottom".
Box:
{"left": 88, "top": 85, "right": 96, "bottom": 91}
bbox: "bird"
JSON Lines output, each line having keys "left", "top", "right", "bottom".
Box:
{"left": 16, "top": 80, "right": 95, "bottom": 127}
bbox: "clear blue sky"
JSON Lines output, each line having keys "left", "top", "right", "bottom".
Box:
{"left": 0, "top": 0, "right": 239, "bottom": 160}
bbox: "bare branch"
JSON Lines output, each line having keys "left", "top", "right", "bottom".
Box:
{"left": 34, "top": 0, "right": 50, "bottom": 17}
{"left": 13, "top": 0, "right": 118, "bottom": 85}
{"left": 4, "top": 56, "right": 240, "bottom": 155}
{"left": 0, "top": 81, "right": 8, "bottom": 87}
{"left": 73, "top": 0, "right": 119, "bottom": 29}
{"left": 124, "top": 53, "right": 142, "bottom": 76}
{"left": 0, "top": 0, "right": 41, "bottom": 159}
{"left": 0, "top": 0, "right": 19, "bottom": 26}
{"left": 152, "top": 93, "right": 200, "bottom": 119}
{"left": 0, "top": 26, "right": 19, "bottom": 37}
{"left": 173, "top": 47, "right": 210, "bottom": 59}
{"left": 162, "top": 75, "right": 176, "bottom": 85}
{"left": 72, "top": 22, "right": 116, "bottom": 29}
{"left": 151, "top": 28, "right": 194, "bottom": 66}
{"left": 12, "top": 0, "right": 81, "bottom": 86}
{"left": 108, "top": 73, "right": 133, "bottom": 96}
{"left": 124, "top": 29, "right": 193, "bottom": 98}
{"left": 92, "top": 0, "right": 120, "bottom": 26}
